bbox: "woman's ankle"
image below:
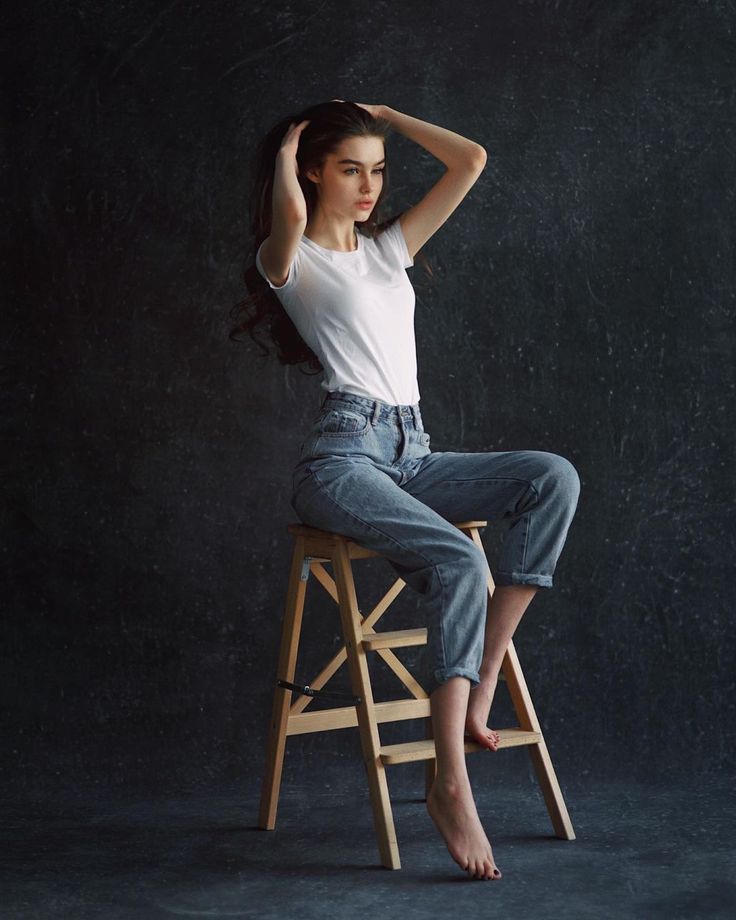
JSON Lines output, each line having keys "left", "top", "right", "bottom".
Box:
{"left": 432, "top": 773, "right": 472, "bottom": 796}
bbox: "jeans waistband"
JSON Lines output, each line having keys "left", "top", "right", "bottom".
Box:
{"left": 320, "top": 390, "right": 422, "bottom": 427}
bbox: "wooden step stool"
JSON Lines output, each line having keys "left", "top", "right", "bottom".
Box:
{"left": 258, "top": 519, "right": 575, "bottom": 869}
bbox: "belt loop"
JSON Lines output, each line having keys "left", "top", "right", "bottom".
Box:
{"left": 411, "top": 405, "right": 419, "bottom": 427}
{"left": 371, "top": 400, "right": 381, "bottom": 427}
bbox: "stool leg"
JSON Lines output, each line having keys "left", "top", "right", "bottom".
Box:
{"left": 501, "top": 640, "right": 576, "bottom": 840}
{"left": 468, "top": 525, "right": 575, "bottom": 840}
{"left": 258, "top": 535, "right": 309, "bottom": 830}
{"left": 331, "top": 540, "right": 402, "bottom": 870}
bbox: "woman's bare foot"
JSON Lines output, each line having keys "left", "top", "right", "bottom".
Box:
{"left": 426, "top": 778, "right": 502, "bottom": 880}
{"left": 465, "top": 673, "right": 500, "bottom": 751}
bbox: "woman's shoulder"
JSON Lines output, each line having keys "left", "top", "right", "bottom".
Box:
{"left": 365, "top": 214, "right": 413, "bottom": 269}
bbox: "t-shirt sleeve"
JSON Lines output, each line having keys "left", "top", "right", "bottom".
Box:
{"left": 381, "top": 218, "right": 414, "bottom": 270}
{"left": 255, "top": 238, "right": 300, "bottom": 291}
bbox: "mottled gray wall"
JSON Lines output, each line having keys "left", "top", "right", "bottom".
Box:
{"left": 3, "top": 0, "right": 733, "bottom": 804}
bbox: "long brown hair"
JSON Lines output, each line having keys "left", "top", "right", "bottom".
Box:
{"left": 228, "top": 100, "right": 433, "bottom": 373}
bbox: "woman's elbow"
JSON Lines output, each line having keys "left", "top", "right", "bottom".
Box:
{"left": 471, "top": 145, "right": 488, "bottom": 169}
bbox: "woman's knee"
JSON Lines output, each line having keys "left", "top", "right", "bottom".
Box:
{"left": 437, "top": 543, "right": 488, "bottom": 589}
{"left": 539, "top": 452, "right": 581, "bottom": 505}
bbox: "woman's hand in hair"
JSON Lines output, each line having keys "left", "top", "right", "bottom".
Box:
{"left": 332, "top": 99, "right": 383, "bottom": 118}
{"left": 279, "top": 120, "right": 310, "bottom": 176}
{"left": 353, "top": 103, "right": 384, "bottom": 118}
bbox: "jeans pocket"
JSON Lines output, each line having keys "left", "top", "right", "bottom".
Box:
{"left": 317, "top": 407, "right": 372, "bottom": 437}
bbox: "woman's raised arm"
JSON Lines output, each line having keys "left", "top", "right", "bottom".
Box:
{"left": 259, "top": 120, "right": 310, "bottom": 288}
{"left": 368, "top": 104, "right": 487, "bottom": 260}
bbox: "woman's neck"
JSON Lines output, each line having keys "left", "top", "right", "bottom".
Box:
{"left": 304, "top": 216, "right": 359, "bottom": 252}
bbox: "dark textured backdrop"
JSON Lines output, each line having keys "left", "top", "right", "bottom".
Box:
{"left": 3, "top": 0, "right": 734, "bottom": 807}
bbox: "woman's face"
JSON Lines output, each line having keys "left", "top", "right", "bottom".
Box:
{"left": 308, "top": 135, "right": 385, "bottom": 222}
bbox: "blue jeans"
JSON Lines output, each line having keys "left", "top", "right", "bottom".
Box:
{"left": 291, "top": 390, "right": 581, "bottom": 696}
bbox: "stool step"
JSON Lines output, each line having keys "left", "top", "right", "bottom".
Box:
{"left": 362, "top": 627, "right": 427, "bottom": 649}
{"left": 380, "top": 729, "right": 542, "bottom": 764}
{"left": 287, "top": 697, "right": 432, "bottom": 735}
{"left": 360, "top": 628, "right": 505, "bottom": 680}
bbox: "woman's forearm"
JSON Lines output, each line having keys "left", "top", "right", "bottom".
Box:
{"left": 378, "top": 105, "right": 486, "bottom": 169}
{"left": 272, "top": 149, "right": 308, "bottom": 224}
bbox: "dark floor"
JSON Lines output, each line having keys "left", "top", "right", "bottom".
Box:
{"left": 4, "top": 775, "right": 736, "bottom": 919}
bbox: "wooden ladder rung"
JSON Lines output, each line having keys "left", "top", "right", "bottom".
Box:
{"left": 380, "top": 728, "right": 543, "bottom": 764}
{"left": 360, "top": 627, "right": 505, "bottom": 679}
{"left": 362, "top": 627, "right": 427, "bottom": 649}
{"left": 287, "top": 697, "right": 431, "bottom": 735}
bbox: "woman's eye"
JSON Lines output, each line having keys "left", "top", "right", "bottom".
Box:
{"left": 345, "top": 168, "right": 385, "bottom": 175}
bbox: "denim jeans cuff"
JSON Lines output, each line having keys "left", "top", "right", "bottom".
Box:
{"left": 431, "top": 666, "right": 482, "bottom": 692}
{"left": 494, "top": 571, "right": 553, "bottom": 588}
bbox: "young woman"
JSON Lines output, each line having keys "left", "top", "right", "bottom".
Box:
{"left": 233, "top": 100, "right": 580, "bottom": 881}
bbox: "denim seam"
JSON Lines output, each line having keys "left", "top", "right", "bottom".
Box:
{"left": 520, "top": 482, "right": 539, "bottom": 575}
{"left": 495, "top": 569, "right": 550, "bottom": 577}
{"left": 521, "top": 514, "right": 529, "bottom": 574}
{"left": 495, "top": 570, "right": 552, "bottom": 587}
{"left": 438, "top": 477, "right": 536, "bottom": 486}
{"left": 434, "top": 561, "right": 449, "bottom": 676}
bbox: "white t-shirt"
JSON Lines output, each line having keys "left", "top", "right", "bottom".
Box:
{"left": 255, "top": 218, "right": 419, "bottom": 406}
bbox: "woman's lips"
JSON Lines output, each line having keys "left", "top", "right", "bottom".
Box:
{"left": 357, "top": 201, "right": 373, "bottom": 209}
